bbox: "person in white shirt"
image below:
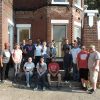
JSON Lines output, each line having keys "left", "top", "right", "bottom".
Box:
{"left": 41, "top": 41, "right": 47, "bottom": 62}
{"left": 35, "top": 41, "right": 42, "bottom": 66}
{"left": 23, "top": 57, "right": 35, "bottom": 87}
{"left": 71, "top": 42, "right": 81, "bottom": 81}
{"left": 88, "top": 45, "right": 100, "bottom": 94}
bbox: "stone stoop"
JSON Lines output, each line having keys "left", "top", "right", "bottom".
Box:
{"left": 8, "top": 68, "right": 100, "bottom": 89}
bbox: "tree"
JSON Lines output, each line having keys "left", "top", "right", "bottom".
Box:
{"left": 85, "top": 0, "right": 100, "bottom": 12}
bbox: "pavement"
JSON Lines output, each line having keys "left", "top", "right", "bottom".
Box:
{"left": 0, "top": 80, "right": 100, "bottom": 100}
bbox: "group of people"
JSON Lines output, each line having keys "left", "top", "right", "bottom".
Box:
{"left": 62, "top": 38, "right": 100, "bottom": 94}
{"left": 0, "top": 38, "right": 100, "bottom": 94}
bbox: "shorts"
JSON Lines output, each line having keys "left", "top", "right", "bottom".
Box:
{"left": 89, "top": 69, "right": 98, "bottom": 83}
{"left": 79, "top": 68, "right": 89, "bottom": 80}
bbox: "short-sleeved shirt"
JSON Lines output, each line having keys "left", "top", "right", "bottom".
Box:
{"left": 71, "top": 47, "right": 81, "bottom": 64}
{"left": 88, "top": 51, "right": 100, "bottom": 71}
{"left": 35, "top": 45, "right": 42, "bottom": 56}
{"left": 36, "top": 62, "right": 47, "bottom": 74}
{"left": 23, "top": 44, "right": 36, "bottom": 57}
{"left": 1, "top": 50, "right": 11, "bottom": 63}
{"left": 24, "top": 62, "right": 35, "bottom": 72}
{"left": 48, "top": 62, "right": 59, "bottom": 73}
{"left": 77, "top": 50, "right": 89, "bottom": 68}
{"left": 12, "top": 49, "right": 22, "bottom": 63}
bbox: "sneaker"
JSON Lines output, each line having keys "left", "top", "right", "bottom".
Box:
{"left": 1, "top": 80, "right": 4, "bottom": 83}
{"left": 65, "top": 81, "right": 69, "bottom": 83}
{"left": 33, "top": 87, "right": 38, "bottom": 91}
{"left": 88, "top": 89, "right": 95, "bottom": 94}
{"left": 27, "top": 84, "right": 30, "bottom": 88}
{"left": 43, "top": 87, "right": 46, "bottom": 91}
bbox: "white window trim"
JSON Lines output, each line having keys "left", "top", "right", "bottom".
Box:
{"left": 51, "top": 19, "right": 69, "bottom": 40}
{"left": 74, "top": 4, "right": 83, "bottom": 10}
{"left": 73, "top": 22, "right": 81, "bottom": 40}
{"left": 52, "top": 0, "right": 69, "bottom": 5}
{"left": 8, "top": 18, "right": 14, "bottom": 26}
{"left": 74, "top": 21, "right": 81, "bottom": 27}
{"left": 8, "top": 19, "right": 14, "bottom": 50}
{"left": 51, "top": 20, "right": 69, "bottom": 24}
{"left": 16, "top": 24, "right": 31, "bottom": 28}
{"left": 97, "top": 21, "right": 100, "bottom": 40}
{"left": 16, "top": 24, "right": 31, "bottom": 43}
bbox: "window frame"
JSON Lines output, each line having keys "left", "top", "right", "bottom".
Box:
{"left": 51, "top": 0, "right": 69, "bottom": 5}
{"left": 16, "top": 24, "right": 31, "bottom": 44}
{"left": 74, "top": 0, "right": 83, "bottom": 10}
{"left": 73, "top": 21, "right": 81, "bottom": 40}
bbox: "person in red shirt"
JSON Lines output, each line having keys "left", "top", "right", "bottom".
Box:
{"left": 47, "top": 58, "right": 61, "bottom": 87}
{"left": 77, "top": 46, "right": 89, "bottom": 90}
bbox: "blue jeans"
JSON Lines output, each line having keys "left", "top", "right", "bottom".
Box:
{"left": 25, "top": 71, "right": 33, "bottom": 84}
{"left": 37, "top": 72, "right": 47, "bottom": 89}
{"left": 72, "top": 63, "right": 79, "bottom": 81}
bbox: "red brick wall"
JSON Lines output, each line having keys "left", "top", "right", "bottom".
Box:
{"left": 0, "top": 1, "right": 2, "bottom": 49}
{"left": 83, "top": 14, "right": 99, "bottom": 51}
{"left": 47, "top": 6, "right": 72, "bottom": 43}
{"left": 32, "top": 7, "right": 47, "bottom": 41}
{"left": 14, "top": 7, "right": 47, "bottom": 42}
{"left": 2, "top": 0, "right": 13, "bottom": 49}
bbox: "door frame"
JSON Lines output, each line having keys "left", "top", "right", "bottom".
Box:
{"left": 51, "top": 20, "right": 69, "bottom": 57}
{"left": 16, "top": 24, "right": 31, "bottom": 44}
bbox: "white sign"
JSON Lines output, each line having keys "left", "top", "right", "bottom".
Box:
{"left": 97, "top": 21, "right": 100, "bottom": 40}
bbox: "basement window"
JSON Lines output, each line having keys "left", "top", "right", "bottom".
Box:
{"left": 52, "top": 0, "right": 69, "bottom": 5}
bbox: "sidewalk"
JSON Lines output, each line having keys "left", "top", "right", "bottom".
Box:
{"left": 0, "top": 80, "right": 100, "bottom": 100}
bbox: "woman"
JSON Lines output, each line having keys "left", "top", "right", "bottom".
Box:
{"left": 34, "top": 41, "right": 42, "bottom": 66}
{"left": 0, "top": 43, "right": 11, "bottom": 82}
{"left": 23, "top": 57, "right": 35, "bottom": 87}
{"left": 41, "top": 41, "right": 47, "bottom": 62}
{"left": 12, "top": 43, "right": 22, "bottom": 82}
{"left": 34, "top": 57, "right": 47, "bottom": 90}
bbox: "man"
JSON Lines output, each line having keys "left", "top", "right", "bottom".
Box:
{"left": 47, "top": 58, "right": 61, "bottom": 87}
{"left": 63, "top": 48, "right": 72, "bottom": 82}
{"left": 88, "top": 45, "right": 100, "bottom": 94}
{"left": 70, "top": 42, "right": 81, "bottom": 81}
{"left": 77, "top": 46, "right": 89, "bottom": 90}
{"left": 23, "top": 39, "right": 36, "bottom": 62}
{"left": 62, "top": 38, "right": 71, "bottom": 55}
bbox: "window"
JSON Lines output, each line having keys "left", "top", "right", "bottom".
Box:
{"left": 8, "top": 24, "right": 13, "bottom": 50}
{"left": 8, "top": 19, "right": 14, "bottom": 50}
{"left": 52, "top": 0, "right": 69, "bottom": 5}
{"left": 74, "top": 0, "right": 83, "bottom": 10}
{"left": 73, "top": 26, "right": 81, "bottom": 40}
{"left": 74, "top": 0, "right": 81, "bottom": 6}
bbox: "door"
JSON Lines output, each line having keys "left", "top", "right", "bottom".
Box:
{"left": 17, "top": 24, "right": 31, "bottom": 44}
{"left": 53, "top": 25, "right": 66, "bottom": 57}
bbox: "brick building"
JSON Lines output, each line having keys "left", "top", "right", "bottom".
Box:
{"left": 0, "top": 0, "right": 99, "bottom": 56}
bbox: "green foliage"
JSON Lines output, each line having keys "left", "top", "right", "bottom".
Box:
{"left": 85, "top": 0, "right": 100, "bottom": 13}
